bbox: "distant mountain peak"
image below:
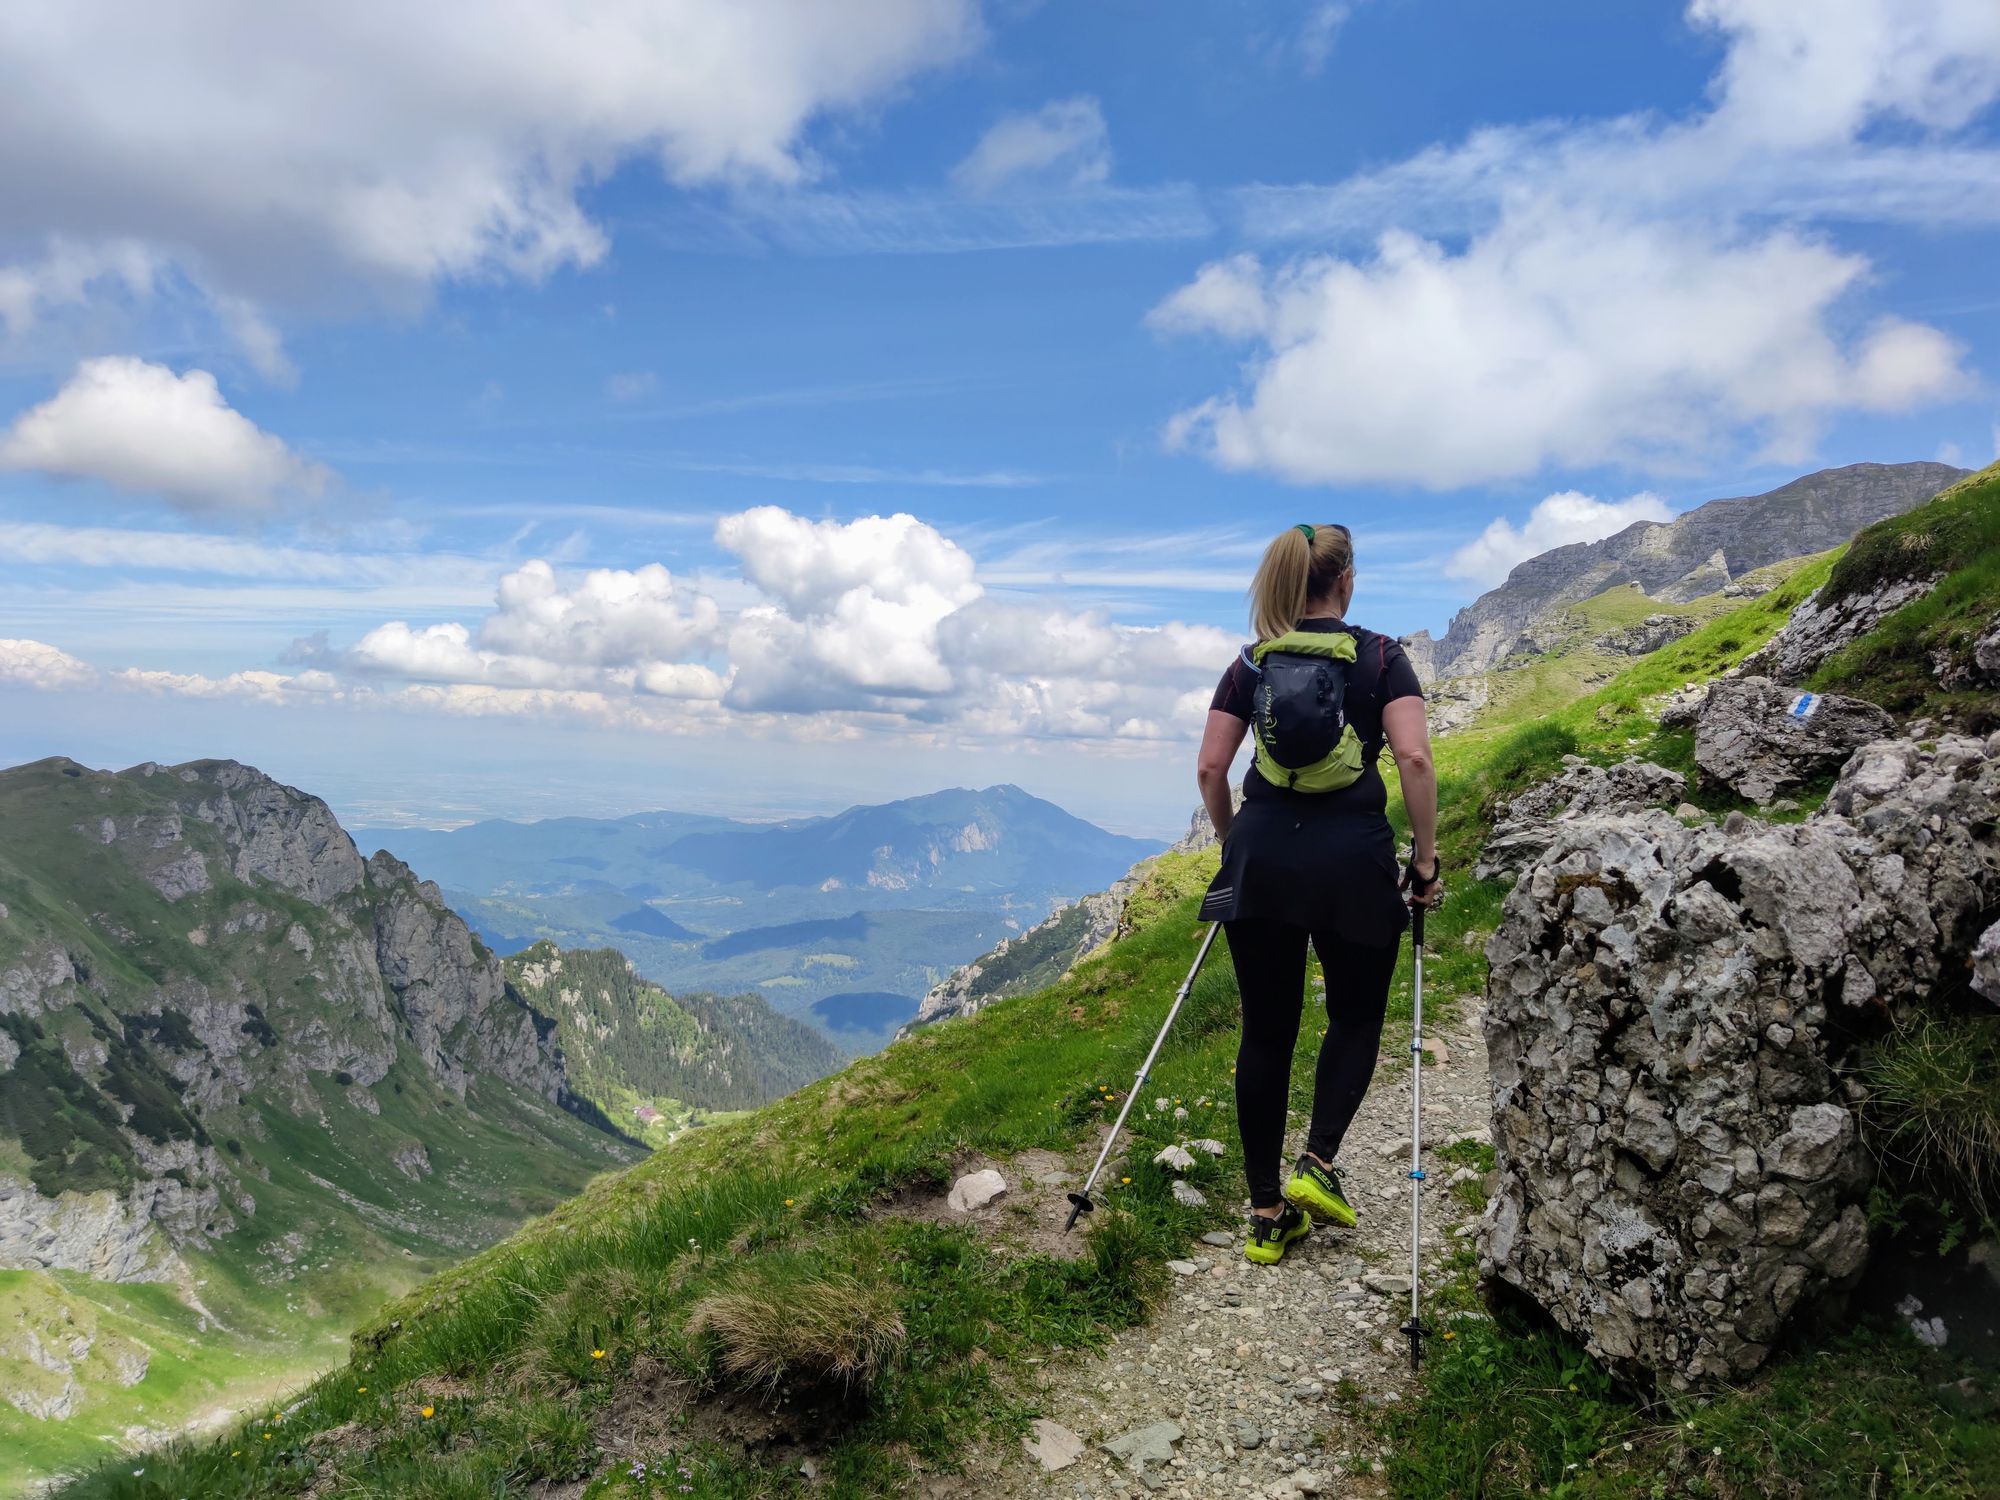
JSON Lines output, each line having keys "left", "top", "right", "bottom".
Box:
{"left": 1421, "top": 461, "right": 1967, "bottom": 681}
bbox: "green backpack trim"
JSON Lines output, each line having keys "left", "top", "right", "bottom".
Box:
{"left": 1249, "top": 630, "right": 1366, "bottom": 793}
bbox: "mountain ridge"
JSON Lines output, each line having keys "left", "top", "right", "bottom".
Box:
{"left": 1406, "top": 461, "right": 1968, "bottom": 681}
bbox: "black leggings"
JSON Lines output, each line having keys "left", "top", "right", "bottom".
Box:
{"left": 1226, "top": 920, "right": 1400, "bottom": 1209}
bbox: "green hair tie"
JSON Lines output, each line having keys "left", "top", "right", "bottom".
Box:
{"left": 1295, "top": 523, "right": 1316, "bottom": 542}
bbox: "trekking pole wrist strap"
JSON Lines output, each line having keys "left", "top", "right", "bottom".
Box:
{"left": 1405, "top": 854, "right": 1442, "bottom": 886}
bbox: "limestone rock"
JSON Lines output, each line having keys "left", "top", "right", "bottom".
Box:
{"left": 0, "top": 1178, "right": 185, "bottom": 1283}
{"left": 946, "top": 1168, "right": 1007, "bottom": 1213}
{"left": 368, "top": 852, "right": 565, "bottom": 1102}
{"left": 1480, "top": 734, "right": 2000, "bottom": 1386}
{"left": 146, "top": 851, "right": 211, "bottom": 902}
{"left": 1023, "top": 1418, "right": 1085, "bottom": 1472}
{"left": 1744, "top": 574, "right": 1939, "bottom": 683}
{"left": 1102, "top": 1419, "right": 1182, "bottom": 1470}
{"left": 1974, "top": 921, "right": 2000, "bottom": 1006}
{"left": 1593, "top": 613, "right": 1695, "bottom": 656}
{"left": 1475, "top": 757, "right": 1686, "bottom": 881}
{"left": 1655, "top": 548, "right": 1732, "bottom": 604}
{"left": 1424, "top": 673, "right": 1489, "bottom": 736}
{"left": 1978, "top": 615, "right": 2000, "bottom": 682}
{"left": 1692, "top": 676, "right": 1894, "bottom": 804}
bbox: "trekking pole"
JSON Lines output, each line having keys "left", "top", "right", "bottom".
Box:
{"left": 1066, "top": 921, "right": 1222, "bottom": 1231}
{"left": 1400, "top": 903, "right": 1427, "bottom": 1371}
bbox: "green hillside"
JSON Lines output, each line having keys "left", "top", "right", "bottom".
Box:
{"left": 41, "top": 469, "right": 2000, "bottom": 1499}
{"left": 504, "top": 943, "right": 843, "bottom": 1141}
{"left": 0, "top": 760, "right": 644, "bottom": 1496}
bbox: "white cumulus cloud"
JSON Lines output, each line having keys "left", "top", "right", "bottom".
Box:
{"left": 715, "top": 507, "right": 982, "bottom": 709}
{"left": 0, "top": 638, "right": 97, "bottom": 690}
{"left": 1157, "top": 213, "right": 1967, "bottom": 488}
{"left": 1157, "top": 0, "right": 1988, "bottom": 488}
{"left": 0, "top": 2, "right": 982, "bottom": 306}
{"left": 0, "top": 357, "right": 332, "bottom": 516}
{"left": 1445, "top": 491, "right": 1674, "bottom": 588}
{"left": 951, "top": 97, "right": 1112, "bottom": 195}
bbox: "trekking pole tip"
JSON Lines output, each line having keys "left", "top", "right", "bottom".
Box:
{"left": 1064, "top": 1192, "right": 1094, "bottom": 1232}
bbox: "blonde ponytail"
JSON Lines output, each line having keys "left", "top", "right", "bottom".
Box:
{"left": 1249, "top": 523, "right": 1354, "bottom": 641}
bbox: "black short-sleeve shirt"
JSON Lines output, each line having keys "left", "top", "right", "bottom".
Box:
{"left": 1208, "top": 618, "right": 1423, "bottom": 815}
{"left": 1197, "top": 618, "right": 1424, "bottom": 943}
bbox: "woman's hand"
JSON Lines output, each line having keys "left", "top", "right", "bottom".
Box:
{"left": 1401, "top": 853, "right": 1444, "bottom": 910}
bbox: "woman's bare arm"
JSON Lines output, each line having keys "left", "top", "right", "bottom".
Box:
{"left": 1196, "top": 710, "right": 1247, "bottom": 839}
{"left": 1382, "top": 696, "right": 1441, "bottom": 901}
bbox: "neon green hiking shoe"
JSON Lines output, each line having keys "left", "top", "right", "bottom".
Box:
{"left": 1283, "top": 1154, "right": 1357, "bottom": 1229}
{"left": 1244, "top": 1201, "right": 1311, "bottom": 1266}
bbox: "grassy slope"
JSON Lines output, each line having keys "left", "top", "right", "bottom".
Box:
{"left": 502, "top": 942, "right": 841, "bottom": 1143}
{"left": 42, "top": 476, "right": 2000, "bottom": 1498}
{"left": 0, "top": 763, "right": 638, "bottom": 1496}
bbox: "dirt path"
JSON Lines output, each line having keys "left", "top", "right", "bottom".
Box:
{"left": 955, "top": 1001, "right": 1493, "bottom": 1500}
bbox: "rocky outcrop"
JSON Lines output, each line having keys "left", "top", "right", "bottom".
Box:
{"left": 1975, "top": 922, "right": 2000, "bottom": 1006}
{"left": 367, "top": 852, "right": 564, "bottom": 1101}
{"left": 0, "top": 756, "right": 614, "bottom": 1286}
{"left": 146, "top": 759, "right": 367, "bottom": 904}
{"left": 1474, "top": 757, "right": 1685, "bottom": 882}
{"left": 1935, "top": 611, "right": 2000, "bottom": 691}
{"left": 1424, "top": 673, "right": 1489, "bottom": 736}
{"left": 1742, "top": 575, "right": 1940, "bottom": 683}
{"left": 0, "top": 1178, "right": 185, "bottom": 1284}
{"left": 1692, "top": 676, "right": 1896, "bottom": 803}
{"left": 1426, "top": 463, "right": 1963, "bottom": 679}
{"left": 1480, "top": 732, "right": 2000, "bottom": 1387}
{"left": 1, "top": 1281, "right": 154, "bottom": 1421}
{"left": 1593, "top": 614, "right": 1696, "bottom": 657}
{"left": 1653, "top": 549, "right": 1732, "bottom": 604}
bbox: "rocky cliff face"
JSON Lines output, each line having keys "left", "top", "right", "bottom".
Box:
{"left": 1480, "top": 729, "right": 2000, "bottom": 1386}
{"left": 0, "top": 757, "right": 594, "bottom": 1286}
{"left": 1424, "top": 462, "right": 1964, "bottom": 681}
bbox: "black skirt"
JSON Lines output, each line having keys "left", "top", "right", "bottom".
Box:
{"left": 1197, "top": 798, "right": 1407, "bottom": 948}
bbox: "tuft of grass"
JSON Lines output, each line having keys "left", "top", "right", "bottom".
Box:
{"left": 687, "top": 1261, "right": 906, "bottom": 1393}
{"left": 1863, "top": 1011, "right": 2000, "bottom": 1229}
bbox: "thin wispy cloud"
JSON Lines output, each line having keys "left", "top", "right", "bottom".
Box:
{"left": 650, "top": 185, "right": 1216, "bottom": 257}
{"left": 663, "top": 458, "right": 1047, "bottom": 488}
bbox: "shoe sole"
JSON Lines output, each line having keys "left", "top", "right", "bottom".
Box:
{"left": 1243, "top": 1211, "right": 1312, "bottom": 1265}
{"left": 1284, "top": 1175, "right": 1357, "bottom": 1229}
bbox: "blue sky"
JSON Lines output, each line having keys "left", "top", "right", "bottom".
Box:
{"left": 1, "top": 0, "right": 1996, "bottom": 837}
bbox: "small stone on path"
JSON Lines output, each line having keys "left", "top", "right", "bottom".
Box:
{"left": 1200, "top": 1230, "right": 1235, "bottom": 1248}
{"left": 1166, "top": 1259, "right": 1202, "bottom": 1276}
{"left": 947, "top": 1168, "right": 1008, "bottom": 1212}
{"left": 1230, "top": 1419, "right": 1262, "bottom": 1450}
{"left": 1024, "top": 1419, "right": 1086, "bottom": 1472}
{"left": 1102, "top": 1420, "right": 1183, "bottom": 1470}
{"left": 1362, "top": 1272, "right": 1413, "bottom": 1297}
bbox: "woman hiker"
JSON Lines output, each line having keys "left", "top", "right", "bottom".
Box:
{"left": 1195, "top": 522, "right": 1443, "bottom": 1266}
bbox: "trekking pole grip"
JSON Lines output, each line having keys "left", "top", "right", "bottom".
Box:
{"left": 1411, "top": 904, "right": 1425, "bottom": 948}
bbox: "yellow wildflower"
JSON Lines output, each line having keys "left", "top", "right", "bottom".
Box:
{"left": 1120, "top": 1176, "right": 1131, "bottom": 1184}
{"left": 421, "top": 1405, "right": 435, "bottom": 1419}
{"left": 784, "top": 1198, "right": 794, "bottom": 1207}
{"left": 591, "top": 1349, "right": 606, "bottom": 1360}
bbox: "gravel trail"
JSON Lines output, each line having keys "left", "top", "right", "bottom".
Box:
{"left": 953, "top": 1001, "right": 1493, "bottom": 1500}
